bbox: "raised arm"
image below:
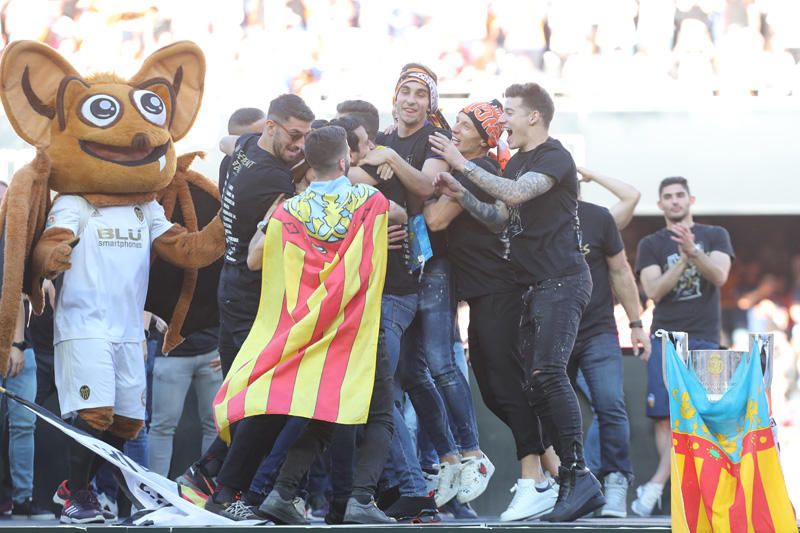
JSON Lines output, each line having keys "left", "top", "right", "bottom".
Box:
{"left": 360, "top": 147, "right": 445, "bottom": 198}
{"left": 669, "top": 224, "right": 731, "bottom": 287}
{"left": 578, "top": 167, "right": 640, "bottom": 230}
{"left": 639, "top": 261, "right": 687, "bottom": 303}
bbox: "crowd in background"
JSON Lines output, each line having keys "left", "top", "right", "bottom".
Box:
{"left": 3, "top": 0, "right": 800, "bottom": 107}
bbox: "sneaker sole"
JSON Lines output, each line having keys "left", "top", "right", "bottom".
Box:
{"left": 60, "top": 514, "right": 105, "bottom": 524}
{"left": 600, "top": 507, "right": 627, "bottom": 518}
{"left": 630, "top": 500, "right": 653, "bottom": 517}
{"left": 259, "top": 505, "right": 308, "bottom": 525}
{"left": 499, "top": 497, "right": 557, "bottom": 522}
{"left": 543, "top": 492, "right": 606, "bottom": 523}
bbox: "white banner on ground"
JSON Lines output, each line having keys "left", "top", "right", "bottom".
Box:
{"left": 11, "top": 393, "right": 235, "bottom": 526}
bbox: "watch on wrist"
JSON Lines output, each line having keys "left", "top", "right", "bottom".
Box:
{"left": 462, "top": 160, "right": 477, "bottom": 176}
{"left": 688, "top": 243, "right": 702, "bottom": 257}
{"left": 629, "top": 320, "right": 643, "bottom": 329}
{"left": 257, "top": 219, "right": 269, "bottom": 234}
{"left": 11, "top": 341, "right": 27, "bottom": 351}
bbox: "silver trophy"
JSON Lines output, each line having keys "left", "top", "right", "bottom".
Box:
{"left": 660, "top": 330, "right": 774, "bottom": 401}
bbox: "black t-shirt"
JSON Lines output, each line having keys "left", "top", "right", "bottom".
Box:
{"left": 576, "top": 201, "right": 625, "bottom": 341}
{"left": 220, "top": 133, "right": 294, "bottom": 296}
{"left": 447, "top": 156, "right": 517, "bottom": 300}
{"left": 372, "top": 123, "right": 447, "bottom": 295}
{"left": 504, "top": 137, "right": 587, "bottom": 285}
{"left": 635, "top": 223, "right": 735, "bottom": 344}
{"left": 218, "top": 155, "right": 231, "bottom": 196}
{"left": 165, "top": 326, "right": 219, "bottom": 357}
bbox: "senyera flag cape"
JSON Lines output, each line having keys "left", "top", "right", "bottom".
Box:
{"left": 214, "top": 182, "right": 388, "bottom": 439}
{"left": 666, "top": 338, "right": 796, "bottom": 532}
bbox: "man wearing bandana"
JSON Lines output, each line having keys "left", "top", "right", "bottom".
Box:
{"left": 424, "top": 101, "right": 561, "bottom": 521}
{"left": 348, "top": 63, "right": 455, "bottom": 522}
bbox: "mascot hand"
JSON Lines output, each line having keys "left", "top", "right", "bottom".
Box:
{"left": 44, "top": 236, "right": 79, "bottom": 279}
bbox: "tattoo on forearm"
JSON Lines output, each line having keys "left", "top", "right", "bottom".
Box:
{"left": 457, "top": 189, "right": 509, "bottom": 234}
{"left": 464, "top": 166, "right": 555, "bottom": 205}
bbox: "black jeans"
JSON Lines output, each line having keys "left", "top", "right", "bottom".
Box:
{"left": 274, "top": 339, "right": 394, "bottom": 500}
{"left": 467, "top": 289, "right": 550, "bottom": 459}
{"left": 519, "top": 269, "right": 592, "bottom": 468}
{"left": 216, "top": 415, "right": 288, "bottom": 491}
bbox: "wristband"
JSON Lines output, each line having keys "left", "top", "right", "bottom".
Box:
{"left": 11, "top": 341, "right": 28, "bottom": 351}
{"left": 629, "top": 320, "right": 643, "bottom": 329}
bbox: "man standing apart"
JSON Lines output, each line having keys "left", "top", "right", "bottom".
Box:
{"left": 429, "top": 82, "right": 605, "bottom": 522}
{"left": 632, "top": 176, "right": 733, "bottom": 516}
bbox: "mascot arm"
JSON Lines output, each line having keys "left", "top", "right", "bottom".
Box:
{"left": 152, "top": 214, "right": 224, "bottom": 269}
{"left": 31, "top": 227, "right": 78, "bottom": 281}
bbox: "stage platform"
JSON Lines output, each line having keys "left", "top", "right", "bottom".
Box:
{"left": 0, "top": 516, "right": 675, "bottom": 531}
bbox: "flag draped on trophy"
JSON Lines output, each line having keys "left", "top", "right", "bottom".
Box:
{"left": 214, "top": 183, "right": 388, "bottom": 438}
{"left": 666, "top": 339, "right": 796, "bottom": 532}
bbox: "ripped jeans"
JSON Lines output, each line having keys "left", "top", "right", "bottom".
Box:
{"left": 519, "top": 268, "right": 592, "bottom": 468}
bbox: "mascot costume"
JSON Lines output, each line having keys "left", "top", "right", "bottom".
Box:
{"left": 0, "top": 40, "right": 224, "bottom": 523}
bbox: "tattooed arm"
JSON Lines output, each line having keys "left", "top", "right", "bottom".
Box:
{"left": 429, "top": 172, "right": 509, "bottom": 233}
{"left": 463, "top": 166, "right": 555, "bottom": 207}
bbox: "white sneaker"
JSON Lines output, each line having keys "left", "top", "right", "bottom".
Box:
{"left": 457, "top": 454, "right": 495, "bottom": 504}
{"left": 499, "top": 478, "right": 558, "bottom": 522}
{"left": 422, "top": 469, "right": 439, "bottom": 497}
{"left": 599, "top": 472, "right": 628, "bottom": 518}
{"left": 630, "top": 482, "right": 663, "bottom": 517}
{"left": 435, "top": 462, "right": 462, "bottom": 507}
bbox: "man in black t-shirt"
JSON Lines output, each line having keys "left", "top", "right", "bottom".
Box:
{"left": 568, "top": 172, "right": 650, "bottom": 517}
{"left": 631, "top": 177, "right": 733, "bottom": 517}
{"left": 425, "top": 101, "right": 559, "bottom": 521}
{"left": 345, "top": 64, "right": 451, "bottom": 522}
{"left": 218, "top": 108, "right": 266, "bottom": 196}
{"left": 430, "top": 83, "right": 604, "bottom": 522}
{"left": 178, "top": 94, "right": 313, "bottom": 506}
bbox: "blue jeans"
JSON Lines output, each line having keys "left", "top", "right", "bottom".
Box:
{"left": 3, "top": 348, "right": 37, "bottom": 502}
{"left": 398, "top": 258, "right": 479, "bottom": 456}
{"left": 379, "top": 293, "right": 429, "bottom": 497}
{"left": 569, "top": 333, "right": 632, "bottom": 478}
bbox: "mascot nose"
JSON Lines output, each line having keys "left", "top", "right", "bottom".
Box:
{"left": 132, "top": 133, "right": 151, "bottom": 151}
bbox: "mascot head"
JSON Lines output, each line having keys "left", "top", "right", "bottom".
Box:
{"left": 0, "top": 41, "right": 204, "bottom": 194}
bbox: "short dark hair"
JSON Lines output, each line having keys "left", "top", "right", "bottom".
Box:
{"left": 267, "top": 94, "right": 315, "bottom": 124}
{"left": 227, "top": 107, "right": 265, "bottom": 135}
{"left": 329, "top": 116, "right": 362, "bottom": 154}
{"left": 304, "top": 126, "right": 348, "bottom": 174}
{"left": 336, "top": 100, "right": 379, "bottom": 141}
{"left": 658, "top": 176, "right": 690, "bottom": 196}
{"left": 504, "top": 83, "right": 555, "bottom": 127}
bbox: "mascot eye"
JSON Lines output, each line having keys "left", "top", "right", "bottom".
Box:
{"left": 80, "top": 94, "right": 121, "bottom": 127}
{"left": 132, "top": 90, "right": 167, "bottom": 126}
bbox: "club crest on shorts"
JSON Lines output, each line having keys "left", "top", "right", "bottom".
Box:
{"left": 134, "top": 206, "right": 144, "bottom": 223}
{"left": 79, "top": 385, "right": 91, "bottom": 400}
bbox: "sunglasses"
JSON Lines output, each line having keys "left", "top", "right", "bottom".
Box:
{"left": 274, "top": 121, "right": 308, "bottom": 142}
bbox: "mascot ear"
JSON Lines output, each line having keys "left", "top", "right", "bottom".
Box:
{"left": 129, "top": 41, "right": 205, "bottom": 142}
{"left": 0, "top": 40, "right": 81, "bottom": 147}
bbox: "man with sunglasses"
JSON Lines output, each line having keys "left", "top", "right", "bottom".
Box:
{"left": 178, "top": 94, "right": 313, "bottom": 509}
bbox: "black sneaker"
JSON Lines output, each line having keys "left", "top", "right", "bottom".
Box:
{"left": 60, "top": 490, "right": 105, "bottom": 524}
{"left": 541, "top": 466, "right": 605, "bottom": 522}
{"left": 384, "top": 495, "right": 440, "bottom": 523}
{"left": 258, "top": 490, "right": 309, "bottom": 525}
{"left": 11, "top": 498, "right": 52, "bottom": 520}
{"left": 219, "top": 500, "right": 259, "bottom": 521}
{"left": 442, "top": 499, "right": 479, "bottom": 519}
{"left": 176, "top": 462, "right": 216, "bottom": 497}
{"left": 324, "top": 499, "right": 347, "bottom": 525}
{"left": 344, "top": 497, "right": 397, "bottom": 524}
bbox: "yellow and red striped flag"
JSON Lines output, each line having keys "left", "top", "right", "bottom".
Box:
{"left": 666, "top": 340, "right": 796, "bottom": 532}
{"left": 213, "top": 181, "right": 388, "bottom": 439}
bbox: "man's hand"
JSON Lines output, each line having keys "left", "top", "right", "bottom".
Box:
{"left": 669, "top": 223, "right": 698, "bottom": 257}
{"left": 631, "top": 328, "right": 652, "bottom": 361}
{"left": 433, "top": 172, "right": 466, "bottom": 200}
{"left": 43, "top": 279, "right": 56, "bottom": 309}
{"left": 387, "top": 224, "right": 407, "bottom": 250}
{"left": 361, "top": 146, "right": 395, "bottom": 167}
{"left": 377, "top": 163, "right": 394, "bottom": 181}
{"left": 428, "top": 132, "right": 466, "bottom": 170}
{"left": 7, "top": 346, "right": 24, "bottom": 377}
